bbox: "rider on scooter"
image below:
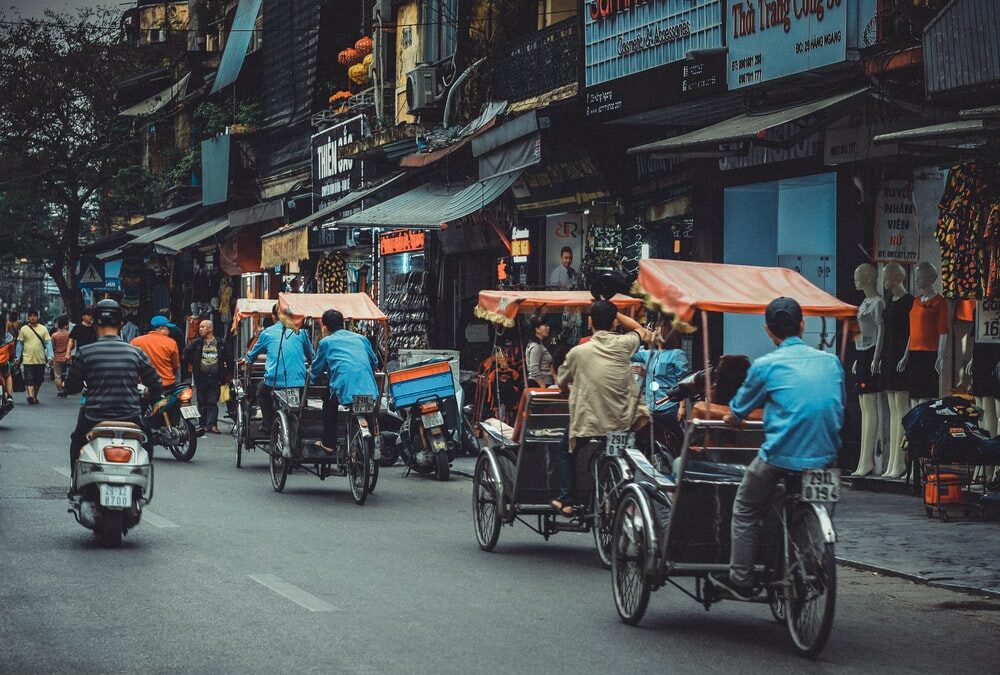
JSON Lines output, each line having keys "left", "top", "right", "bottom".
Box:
{"left": 712, "top": 297, "right": 844, "bottom": 600}
{"left": 64, "top": 300, "right": 162, "bottom": 490}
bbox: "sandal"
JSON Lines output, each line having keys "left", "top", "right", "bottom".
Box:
{"left": 550, "top": 499, "right": 574, "bottom": 517}
{"left": 314, "top": 441, "right": 336, "bottom": 455}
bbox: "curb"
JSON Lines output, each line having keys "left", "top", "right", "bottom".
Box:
{"left": 834, "top": 557, "right": 1000, "bottom": 600}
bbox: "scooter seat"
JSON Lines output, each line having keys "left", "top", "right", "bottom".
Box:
{"left": 88, "top": 421, "right": 146, "bottom": 442}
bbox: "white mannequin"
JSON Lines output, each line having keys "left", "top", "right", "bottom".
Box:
{"left": 851, "top": 264, "right": 884, "bottom": 476}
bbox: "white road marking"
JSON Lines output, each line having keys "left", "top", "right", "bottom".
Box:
{"left": 249, "top": 574, "right": 340, "bottom": 612}
{"left": 52, "top": 467, "right": 179, "bottom": 528}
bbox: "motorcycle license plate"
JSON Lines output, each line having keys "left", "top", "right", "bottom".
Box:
{"left": 99, "top": 484, "right": 133, "bottom": 508}
{"left": 180, "top": 405, "right": 200, "bottom": 420}
{"left": 275, "top": 388, "right": 300, "bottom": 407}
{"left": 421, "top": 411, "right": 444, "bottom": 428}
{"left": 605, "top": 431, "right": 632, "bottom": 457}
{"left": 801, "top": 469, "right": 841, "bottom": 503}
{"left": 351, "top": 395, "right": 375, "bottom": 414}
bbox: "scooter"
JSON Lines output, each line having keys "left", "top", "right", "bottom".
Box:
{"left": 142, "top": 382, "right": 202, "bottom": 461}
{"left": 68, "top": 421, "right": 152, "bottom": 547}
{"left": 396, "top": 397, "right": 455, "bottom": 480}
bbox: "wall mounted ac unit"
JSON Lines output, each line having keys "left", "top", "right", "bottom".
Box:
{"left": 406, "top": 65, "right": 438, "bottom": 113}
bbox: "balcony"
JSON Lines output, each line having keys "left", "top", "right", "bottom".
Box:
{"left": 489, "top": 17, "right": 579, "bottom": 105}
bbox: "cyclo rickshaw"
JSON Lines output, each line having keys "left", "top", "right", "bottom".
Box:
{"left": 607, "top": 259, "right": 855, "bottom": 658}
{"left": 263, "top": 292, "right": 390, "bottom": 505}
{"left": 471, "top": 289, "right": 651, "bottom": 566}
{"left": 231, "top": 298, "right": 280, "bottom": 468}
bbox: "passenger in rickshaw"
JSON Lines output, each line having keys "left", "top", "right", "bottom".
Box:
{"left": 550, "top": 300, "right": 654, "bottom": 516}
{"left": 525, "top": 316, "right": 555, "bottom": 387}
{"left": 631, "top": 325, "right": 688, "bottom": 447}
{"left": 242, "top": 303, "right": 315, "bottom": 433}
{"left": 712, "top": 297, "right": 844, "bottom": 600}
{"left": 309, "top": 309, "right": 379, "bottom": 454}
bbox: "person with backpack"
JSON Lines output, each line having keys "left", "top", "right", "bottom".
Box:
{"left": 14, "top": 308, "right": 54, "bottom": 404}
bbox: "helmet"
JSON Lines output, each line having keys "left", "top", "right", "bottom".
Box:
{"left": 94, "top": 299, "right": 122, "bottom": 327}
{"left": 590, "top": 270, "right": 632, "bottom": 301}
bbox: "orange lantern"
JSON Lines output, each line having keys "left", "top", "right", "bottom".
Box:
{"left": 338, "top": 48, "right": 361, "bottom": 66}
{"left": 328, "top": 90, "right": 353, "bottom": 104}
{"left": 363, "top": 53, "right": 373, "bottom": 68}
{"left": 355, "top": 36, "right": 373, "bottom": 56}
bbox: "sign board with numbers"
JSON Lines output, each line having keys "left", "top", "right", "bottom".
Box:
{"left": 976, "top": 300, "right": 1000, "bottom": 343}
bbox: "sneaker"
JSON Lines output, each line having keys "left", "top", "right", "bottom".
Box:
{"left": 708, "top": 573, "right": 757, "bottom": 601}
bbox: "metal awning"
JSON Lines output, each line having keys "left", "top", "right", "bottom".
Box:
{"left": 337, "top": 171, "right": 522, "bottom": 229}
{"left": 127, "top": 220, "right": 191, "bottom": 247}
{"left": 628, "top": 88, "right": 868, "bottom": 157}
{"left": 873, "top": 118, "right": 997, "bottom": 144}
{"left": 210, "top": 0, "right": 263, "bottom": 94}
{"left": 119, "top": 73, "right": 191, "bottom": 117}
{"left": 144, "top": 201, "right": 201, "bottom": 222}
{"left": 96, "top": 248, "right": 123, "bottom": 261}
{"left": 153, "top": 216, "right": 231, "bottom": 255}
{"left": 229, "top": 200, "right": 285, "bottom": 228}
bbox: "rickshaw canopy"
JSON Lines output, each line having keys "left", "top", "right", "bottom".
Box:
{"left": 475, "top": 290, "right": 642, "bottom": 327}
{"left": 637, "top": 259, "right": 857, "bottom": 321}
{"left": 232, "top": 298, "right": 277, "bottom": 330}
{"left": 278, "top": 292, "right": 388, "bottom": 327}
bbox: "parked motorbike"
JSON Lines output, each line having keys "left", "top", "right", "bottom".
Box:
{"left": 142, "top": 382, "right": 201, "bottom": 461}
{"left": 68, "top": 421, "right": 152, "bottom": 547}
{"left": 395, "top": 397, "right": 455, "bottom": 480}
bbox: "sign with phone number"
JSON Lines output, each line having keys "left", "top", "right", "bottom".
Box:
{"left": 977, "top": 300, "right": 1000, "bottom": 344}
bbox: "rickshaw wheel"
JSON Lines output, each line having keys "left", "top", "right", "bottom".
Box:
{"left": 367, "top": 452, "right": 379, "bottom": 493}
{"left": 346, "top": 416, "right": 371, "bottom": 505}
{"left": 768, "top": 588, "right": 787, "bottom": 624}
{"left": 473, "top": 454, "right": 501, "bottom": 551}
{"left": 612, "top": 493, "right": 652, "bottom": 625}
{"left": 593, "top": 460, "right": 623, "bottom": 569}
{"left": 234, "top": 403, "right": 246, "bottom": 468}
{"left": 785, "top": 506, "right": 836, "bottom": 658}
{"left": 269, "top": 419, "right": 289, "bottom": 493}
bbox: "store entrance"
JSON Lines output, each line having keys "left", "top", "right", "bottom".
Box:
{"left": 723, "top": 172, "right": 838, "bottom": 359}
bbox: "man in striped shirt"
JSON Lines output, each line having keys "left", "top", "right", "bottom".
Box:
{"left": 64, "top": 300, "right": 162, "bottom": 476}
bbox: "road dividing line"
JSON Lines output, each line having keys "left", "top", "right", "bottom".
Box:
{"left": 249, "top": 574, "right": 340, "bottom": 612}
{"left": 52, "top": 467, "right": 178, "bottom": 528}
{"left": 52, "top": 467, "right": 72, "bottom": 478}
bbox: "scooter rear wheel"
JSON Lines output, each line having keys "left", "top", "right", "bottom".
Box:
{"left": 98, "top": 510, "right": 125, "bottom": 548}
{"left": 168, "top": 418, "right": 198, "bottom": 462}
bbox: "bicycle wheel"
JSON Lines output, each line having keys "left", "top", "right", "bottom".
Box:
{"left": 473, "top": 454, "right": 502, "bottom": 551}
{"left": 593, "top": 460, "right": 623, "bottom": 569}
{"left": 612, "top": 493, "right": 653, "bottom": 625}
{"left": 346, "top": 416, "right": 371, "bottom": 505}
{"left": 234, "top": 403, "right": 246, "bottom": 468}
{"left": 269, "top": 419, "right": 289, "bottom": 493}
{"left": 785, "top": 505, "right": 836, "bottom": 658}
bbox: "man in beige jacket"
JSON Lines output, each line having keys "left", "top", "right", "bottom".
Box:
{"left": 551, "top": 300, "right": 652, "bottom": 515}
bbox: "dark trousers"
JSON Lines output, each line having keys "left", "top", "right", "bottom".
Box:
{"left": 730, "top": 456, "right": 786, "bottom": 588}
{"left": 69, "top": 408, "right": 152, "bottom": 473}
{"left": 321, "top": 392, "right": 340, "bottom": 448}
{"left": 195, "top": 378, "right": 220, "bottom": 428}
{"left": 257, "top": 382, "right": 274, "bottom": 429}
{"left": 557, "top": 430, "right": 602, "bottom": 505}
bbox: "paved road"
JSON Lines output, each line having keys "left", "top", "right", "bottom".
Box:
{"left": 2, "top": 396, "right": 998, "bottom": 674}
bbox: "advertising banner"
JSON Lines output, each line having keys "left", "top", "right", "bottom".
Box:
{"left": 545, "top": 214, "right": 585, "bottom": 290}
{"left": 873, "top": 179, "right": 918, "bottom": 263}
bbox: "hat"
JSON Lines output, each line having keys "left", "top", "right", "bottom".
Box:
{"left": 765, "top": 297, "right": 803, "bottom": 328}
{"left": 150, "top": 315, "right": 176, "bottom": 329}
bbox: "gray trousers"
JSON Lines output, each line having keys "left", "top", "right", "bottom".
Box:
{"left": 730, "top": 456, "right": 785, "bottom": 587}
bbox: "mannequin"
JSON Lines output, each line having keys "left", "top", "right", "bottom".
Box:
{"left": 954, "top": 300, "right": 975, "bottom": 390}
{"left": 880, "top": 263, "right": 914, "bottom": 479}
{"left": 851, "top": 264, "right": 885, "bottom": 476}
{"left": 894, "top": 261, "right": 949, "bottom": 477}
{"left": 965, "top": 302, "right": 1000, "bottom": 483}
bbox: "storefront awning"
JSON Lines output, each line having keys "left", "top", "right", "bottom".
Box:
{"left": 153, "top": 216, "right": 231, "bottom": 255}
{"left": 873, "top": 118, "right": 996, "bottom": 144}
{"left": 628, "top": 88, "right": 869, "bottom": 158}
{"left": 144, "top": 200, "right": 201, "bottom": 222}
{"left": 210, "top": 0, "right": 263, "bottom": 94}
{"left": 400, "top": 101, "right": 506, "bottom": 168}
{"left": 337, "top": 171, "right": 522, "bottom": 229}
{"left": 127, "top": 220, "right": 191, "bottom": 247}
{"left": 119, "top": 73, "right": 191, "bottom": 117}
{"left": 229, "top": 200, "right": 285, "bottom": 228}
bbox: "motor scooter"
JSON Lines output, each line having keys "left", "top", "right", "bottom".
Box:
{"left": 142, "top": 382, "right": 202, "bottom": 461}
{"left": 68, "top": 421, "right": 152, "bottom": 547}
{"left": 395, "top": 397, "right": 456, "bottom": 480}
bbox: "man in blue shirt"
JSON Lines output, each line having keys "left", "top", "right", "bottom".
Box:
{"left": 310, "top": 309, "right": 379, "bottom": 453}
{"left": 244, "top": 304, "right": 315, "bottom": 432}
{"left": 712, "top": 297, "right": 844, "bottom": 600}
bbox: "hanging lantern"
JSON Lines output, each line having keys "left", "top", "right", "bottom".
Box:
{"left": 328, "top": 90, "right": 353, "bottom": 104}
{"left": 363, "top": 53, "right": 373, "bottom": 68}
{"left": 338, "top": 48, "right": 361, "bottom": 66}
{"left": 355, "top": 36, "right": 373, "bottom": 56}
{"left": 348, "top": 63, "right": 369, "bottom": 85}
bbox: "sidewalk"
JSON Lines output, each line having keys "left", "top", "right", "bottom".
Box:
{"left": 450, "top": 456, "right": 1000, "bottom": 597}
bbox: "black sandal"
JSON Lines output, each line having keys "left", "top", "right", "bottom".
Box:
{"left": 550, "top": 499, "right": 574, "bottom": 517}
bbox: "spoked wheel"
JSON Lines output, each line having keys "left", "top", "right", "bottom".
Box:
{"left": 612, "top": 493, "right": 653, "bottom": 625}
{"left": 168, "top": 418, "right": 198, "bottom": 462}
{"left": 367, "top": 452, "right": 379, "bottom": 493}
{"left": 234, "top": 403, "right": 246, "bottom": 468}
{"left": 785, "top": 506, "right": 836, "bottom": 658}
{"left": 346, "top": 416, "right": 371, "bottom": 505}
{"left": 473, "top": 454, "right": 502, "bottom": 551}
{"left": 593, "top": 460, "right": 624, "bottom": 569}
{"left": 269, "top": 418, "right": 289, "bottom": 493}
{"left": 98, "top": 510, "right": 125, "bottom": 548}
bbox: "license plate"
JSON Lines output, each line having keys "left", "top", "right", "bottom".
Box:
{"left": 275, "top": 388, "right": 300, "bottom": 407}
{"left": 605, "top": 431, "right": 632, "bottom": 457}
{"left": 180, "top": 405, "right": 200, "bottom": 420}
{"left": 99, "top": 484, "right": 133, "bottom": 508}
{"left": 351, "top": 395, "right": 375, "bottom": 414}
{"left": 421, "top": 411, "right": 444, "bottom": 428}
{"left": 801, "top": 469, "right": 841, "bottom": 503}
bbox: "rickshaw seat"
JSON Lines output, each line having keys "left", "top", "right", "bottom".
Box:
{"left": 691, "top": 401, "right": 763, "bottom": 421}
{"left": 512, "top": 387, "right": 558, "bottom": 443}
{"left": 480, "top": 418, "right": 516, "bottom": 445}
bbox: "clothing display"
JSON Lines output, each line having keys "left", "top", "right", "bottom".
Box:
{"left": 936, "top": 161, "right": 1000, "bottom": 299}
{"left": 854, "top": 347, "right": 881, "bottom": 395}
{"left": 955, "top": 298, "right": 975, "bottom": 323}
{"left": 906, "top": 350, "right": 940, "bottom": 399}
{"left": 383, "top": 271, "right": 430, "bottom": 355}
{"left": 908, "top": 294, "right": 949, "bottom": 351}
{"left": 971, "top": 341, "right": 1000, "bottom": 398}
{"left": 881, "top": 293, "right": 914, "bottom": 391}
{"left": 316, "top": 252, "right": 348, "bottom": 293}
{"left": 855, "top": 297, "right": 885, "bottom": 351}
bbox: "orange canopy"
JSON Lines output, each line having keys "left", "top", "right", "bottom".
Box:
{"left": 278, "top": 292, "right": 387, "bottom": 326}
{"left": 638, "top": 259, "right": 856, "bottom": 321}
{"left": 475, "top": 290, "right": 641, "bottom": 327}
{"left": 232, "top": 298, "right": 276, "bottom": 328}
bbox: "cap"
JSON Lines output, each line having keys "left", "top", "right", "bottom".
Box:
{"left": 150, "top": 315, "right": 176, "bottom": 329}
{"left": 765, "top": 297, "right": 803, "bottom": 328}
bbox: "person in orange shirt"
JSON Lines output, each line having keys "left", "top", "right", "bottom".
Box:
{"left": 131, "top": 315, "right": 181, "bottom": 387}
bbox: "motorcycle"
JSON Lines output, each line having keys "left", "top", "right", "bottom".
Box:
{"left": 395, "top": 397, "right": 456, "bottom": 480}
{"left": 68, "top": 421, "right": 152, "bottom": 547}
{"left": 142, "top": 382, "right": 202, "bottom": 462}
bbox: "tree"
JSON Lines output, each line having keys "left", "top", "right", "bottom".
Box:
{"left": 0, "top": 7, "right": 144, "bottom": 320}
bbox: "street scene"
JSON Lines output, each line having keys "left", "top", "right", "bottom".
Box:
{"left": 3, "top": 0, "right": 1000, "bottom": 672}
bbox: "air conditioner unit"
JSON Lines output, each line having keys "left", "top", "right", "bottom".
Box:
{"left": 406, "top": 65, "right": 438, "bottom": 113}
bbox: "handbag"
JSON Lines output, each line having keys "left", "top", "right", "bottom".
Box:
{"left": 11, "top": 363, "right": 25, "bottom": 393}
{"left": 219, "top": 383, "right": 230, "bottom": 404}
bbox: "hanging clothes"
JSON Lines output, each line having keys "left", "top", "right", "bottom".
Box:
{"left": 936, "top": 162, "right": 1000, "bottom": 299}
{"left": 316, "top": 252, "right": 348, "bottom": 293}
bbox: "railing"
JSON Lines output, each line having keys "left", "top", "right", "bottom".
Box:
{"left": 489, "top": 17, "right": 578, "bottom": 104}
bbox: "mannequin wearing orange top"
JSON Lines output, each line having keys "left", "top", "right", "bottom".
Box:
{"left": 851, "top": 264, "right": 884, "bottom": 476}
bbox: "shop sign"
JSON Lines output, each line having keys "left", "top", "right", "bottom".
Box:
{"left": 873, "top": 180, "right": 918, "bottom": 263}
{"left": 727, "top": 0, "right": 859, "bottom": 90}
{"left": 718, "top": 121, "right": 821, "bottom": 170}
{"left": 379, "top": 230, "right": 425, "bottom": 256}
{"left": 583, "top": 0, "right": 725, "bottom": 121}
{"left": 312, "top": 116, "right": 368, "bottom": 212}
{"left": 823, "top": 105, "right": 913, "bottom": 165}
{"left": 976, "top": 300, "right": 1000, "bottom": 344}
{"left": 511, "top": 238, "right": 531, "bottom": 263}
{"left": 261, "top": 227, "right": 309, "bottom": 268}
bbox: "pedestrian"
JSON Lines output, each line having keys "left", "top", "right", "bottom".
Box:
{"left": 120, "top": 313, "right": 140, "bottom": 344}
{"left": 156, "top": 308, "right": 185, "bottom": 355}
{"left": 15, "top": 308, "right": 54, "bottom": 404}
{"left": 132, "top": 316, "right": 181, "bottom": 388}
{"left": 183, "top": 319, "right": 233, "bottom": 434}
{"left": 7, "top": 310, "right": 21, "bottom": 340}
{"left": 65, "top": 307, "right": 96, "bottom": 359}
{"left": 51, "top": 316, "right": 72, "bottom": 398}
{"left": 0, "top": 328, "right": 15, "bottom": 411}
{"left": 525, "top": 316, "right": 555, "bottom": 387}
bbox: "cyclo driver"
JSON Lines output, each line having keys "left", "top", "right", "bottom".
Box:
{"left": 712, "top": 297, "right": 844, "bottom": 600}
{"left": 64, "top": 300, "right": 162, "bottom": 492}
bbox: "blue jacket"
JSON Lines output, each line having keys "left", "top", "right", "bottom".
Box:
{"left": 246, "top": 323, "right": 314, "bottom": 388}
{"left": 631, "top": 347, "right": 689, "bottom": 414}
{"left": 729, "top": 337, "right": 844, "bottom": 471}
{"left": 310, "top": 330, "right": 378, "bottom": 404}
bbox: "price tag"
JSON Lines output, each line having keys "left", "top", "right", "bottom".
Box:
{"left": 976, "top": 301, "right": 1000, "bottom": 344}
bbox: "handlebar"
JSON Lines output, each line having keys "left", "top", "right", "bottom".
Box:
{"left": 690, "top": 419, "right": 764, "bottom": 430}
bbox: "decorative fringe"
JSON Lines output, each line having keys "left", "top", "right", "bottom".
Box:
{"left": 474, "top": 305, "right": 515, "bottom": 327}
{"left": 629, "top": 281, "right": 697, "bottom": 334}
